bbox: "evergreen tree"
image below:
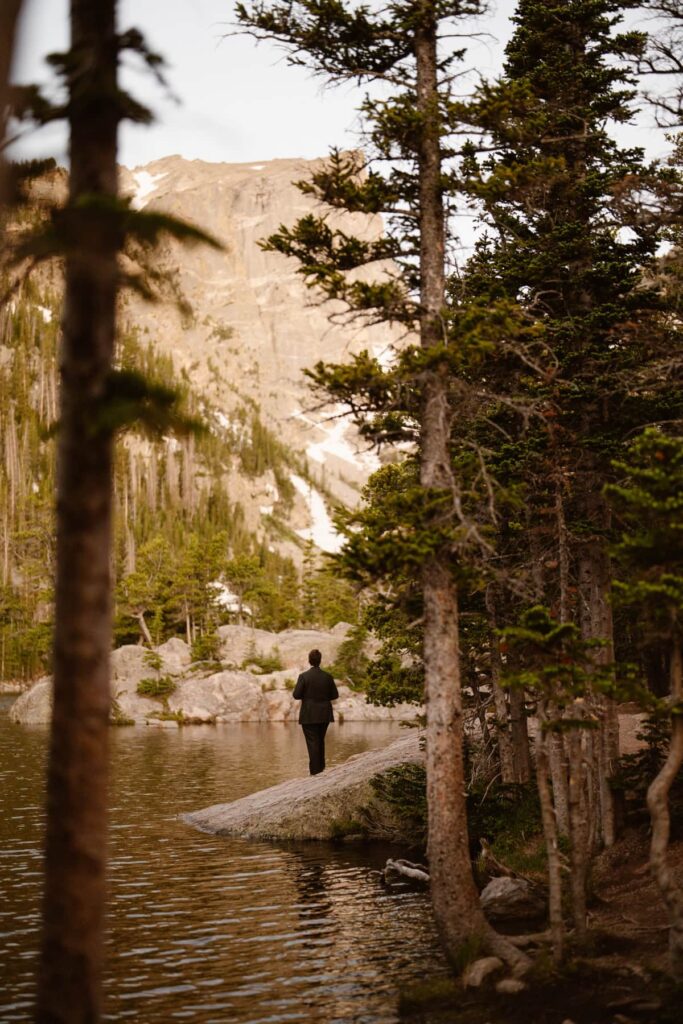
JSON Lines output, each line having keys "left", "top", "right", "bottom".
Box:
{"left": 224, "top": 553, "right": 264, "bottom": 624}
{"left": 36, "top": 5, "right": 121, "bottom": 1019}
{"left": 237, "top": 0, "right": 529, "bottom": 971}
{"left": 8, "top": 6, "right": 222, "bottom": 1019}
{"left": 116, "top": 535, "right": 175, "bottom": 645}
{"left": 459, "top": 0, "right": 680, "bottom": 869}
{"left": 608, "top": 428, "right": 683, "bottom": 977}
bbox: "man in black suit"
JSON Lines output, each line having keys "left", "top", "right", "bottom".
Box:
{"left": 292, "top": 649, "right": 339, "bottom": 775}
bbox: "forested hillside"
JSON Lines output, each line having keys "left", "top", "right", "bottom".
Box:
{"left": 0, "top": 277, "right": 357, "bottom": 681}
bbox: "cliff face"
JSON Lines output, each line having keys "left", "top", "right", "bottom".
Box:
{"left": 119, "top": 156, "right": 403, "bottom": 554}
{"left": 0, "top": 157, "right": 403, "bottom": 681}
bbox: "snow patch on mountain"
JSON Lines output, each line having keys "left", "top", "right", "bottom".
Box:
{"left": 131, "top": 170, "right": 167, "bottom": 209}
{"left": 293, "top": 407, "right": 381, "bottom": 474}
{"left": 290, "top": 474, "right": 343, "bottom": 554}
{"left": 211, "top": 581, "right": 252, "bottom": 617}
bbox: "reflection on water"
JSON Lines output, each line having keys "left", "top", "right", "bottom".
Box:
{"left": 0, "top": 702, "right": 447, "bottom": 1022}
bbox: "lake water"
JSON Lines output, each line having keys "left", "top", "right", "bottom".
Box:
{"left": 0, "top": 699, "right": 448, "bottom": 1023}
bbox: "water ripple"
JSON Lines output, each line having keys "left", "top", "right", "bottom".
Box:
{"left": 0, "top": 704, "right": 447, "bottom": 1022}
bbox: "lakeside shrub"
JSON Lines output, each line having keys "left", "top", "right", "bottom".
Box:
{"left": 370, "top": 763, "right": 428, "bottom": 846}
{"left": 329, "top": 624, "right": 369, "bottom": 689}
{"left": 369, "top": 762, "right": 543, "bottom": 865}
{"left": 143, "top": 650, "right": 163, "bottom": 672}
{"left": 109, "top": 698, "right": 135, "bottom": 726}
{"left": 191, "top": 632, "right": 222, "bottom": 664}
{"left": 241, "top": 646, "right": 283, "bottom": 674}
{"left": 137, "top": 675, "right": 176, "bottom": 699}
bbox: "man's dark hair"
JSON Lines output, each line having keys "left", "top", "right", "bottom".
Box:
{"left": 308, "top": 649, "right": 322, "bottom": 667}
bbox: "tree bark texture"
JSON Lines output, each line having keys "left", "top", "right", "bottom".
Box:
{"left": 415, "top": 6, "right": 527, "bottom": 974}
{"left": 647, "top": 641, "right": 683, "bottom": 979}
{"left": 567, "top": 721, "right": 589, "bottom": 941}
{"left": 0, "top": 0, "right": 24, "bottom": 207}
{"left": 549, "top": 724, "right": 569, "bottom": 835}
{"left": 36, "top": 2, "right": 119, "bottom": 1022}
{"left": 577, "top": 491, "right": 618, "bottom": 848}
{"left": 536, "top": 707, "right": 565, "bottom": 963}
{"left": 510, "top": 687, "right": 532, "bottom": 783}
{"left": 486, "top": 589, "right": 515, "bottom": 784}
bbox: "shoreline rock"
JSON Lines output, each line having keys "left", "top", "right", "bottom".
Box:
{"left": 0, "top": 680, "right": 31, "bottom": 696}
{"left": 182, "top": 731, "right": 424, "bottom": 842}
{"left": 9, "top": 625, "right": 419, "bottom": 728}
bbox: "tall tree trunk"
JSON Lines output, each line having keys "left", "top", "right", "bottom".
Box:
{"left": 577, "top": 485, "right": 618, "bottom": 847}
{"left": 0, "top": 0, "right": 24, "bottom": 208}
{"left": 647, "top": 640, "right": 683, "bottom": 979}
{"left": 36, "top": 3, "right": 119, "bottom": 1022}
{"left": 567, "top": 720, "right": 589, "bottom": 942}
{"left": 415, "top": 6, "right": 527, "bottom": 973}
{"left": 551, "top": 477, "right": 570, "bottom": 833}
{"left": 549, "top": 716, "right": 569, "bottom": 834}
{"left": 136, "top": 611, "right": 153, "bottom": 646}
{"left": 486, "top": 588, "right": 515, "bottom": 783}
{"left": 555, "top": 474, "right": 571, "bottom": 626}
{"left": 509, "top": 686, "right": 532, "bottom": 783}
{"left": 536, "top": 705, "right": 565, "bottom": 964}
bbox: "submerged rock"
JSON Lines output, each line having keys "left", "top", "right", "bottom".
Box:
{"left": 182, "top": 731, "right": 423, "bottom": 842}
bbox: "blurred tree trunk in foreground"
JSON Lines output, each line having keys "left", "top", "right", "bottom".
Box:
{"left": 36, "top": 2, "right": 120, "bottom": 1021}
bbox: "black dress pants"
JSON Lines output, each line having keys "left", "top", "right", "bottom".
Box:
{"left": 301, "top": 722, "right": 329, "bottom": 775}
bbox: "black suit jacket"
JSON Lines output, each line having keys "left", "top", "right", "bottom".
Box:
{"left": 292, "top": 666, "right": 339, "bottom": 724}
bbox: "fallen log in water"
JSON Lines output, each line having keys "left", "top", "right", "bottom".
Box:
{"left": 383, "top": 858, "right": 430, "bottom": 883}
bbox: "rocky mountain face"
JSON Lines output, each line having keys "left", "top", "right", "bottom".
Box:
{"left": 119, "top": 155, "right": 402, "bottom": 558}
{"left": 0, "top": 155, "right": 402, "bottom": 680}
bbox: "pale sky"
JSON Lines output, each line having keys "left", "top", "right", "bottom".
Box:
{"left": 11, "top": 1, "right": 667, "bottom": 170}
{"left": 11, "top": 0, "right": 518, "bottom": 169}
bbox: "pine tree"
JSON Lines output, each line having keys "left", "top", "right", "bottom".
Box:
{"left": 36, "top": 4, "right": 121, "bottom": 1019}
{"left": 608, "top": 428, "right": 683, "bottom": 977}
{"left": 459, "top": 0, "right": 680, "bottom": 878}
{"left": 237, "top": 0, "right": 529, "bottom": 972}
{"left": 16, "top": 6, "right": 221, "bottom": 1019}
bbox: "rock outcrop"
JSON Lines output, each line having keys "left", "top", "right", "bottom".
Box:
{"left": 9, "top": 624, "right": 419, "bottom": 728}
{"left": 479, "top": 876, "right": 546, "bottom": 922}
{"left": 183, "top": 731, "right": 423, "bottom": 841}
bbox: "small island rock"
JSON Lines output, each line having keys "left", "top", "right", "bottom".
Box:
{"left": 183, "top": 731, "right": 423, "bottom": 842}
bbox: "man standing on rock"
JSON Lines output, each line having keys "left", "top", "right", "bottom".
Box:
{"left": 293, "top": 649, "right": 339, "bottom": 775}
